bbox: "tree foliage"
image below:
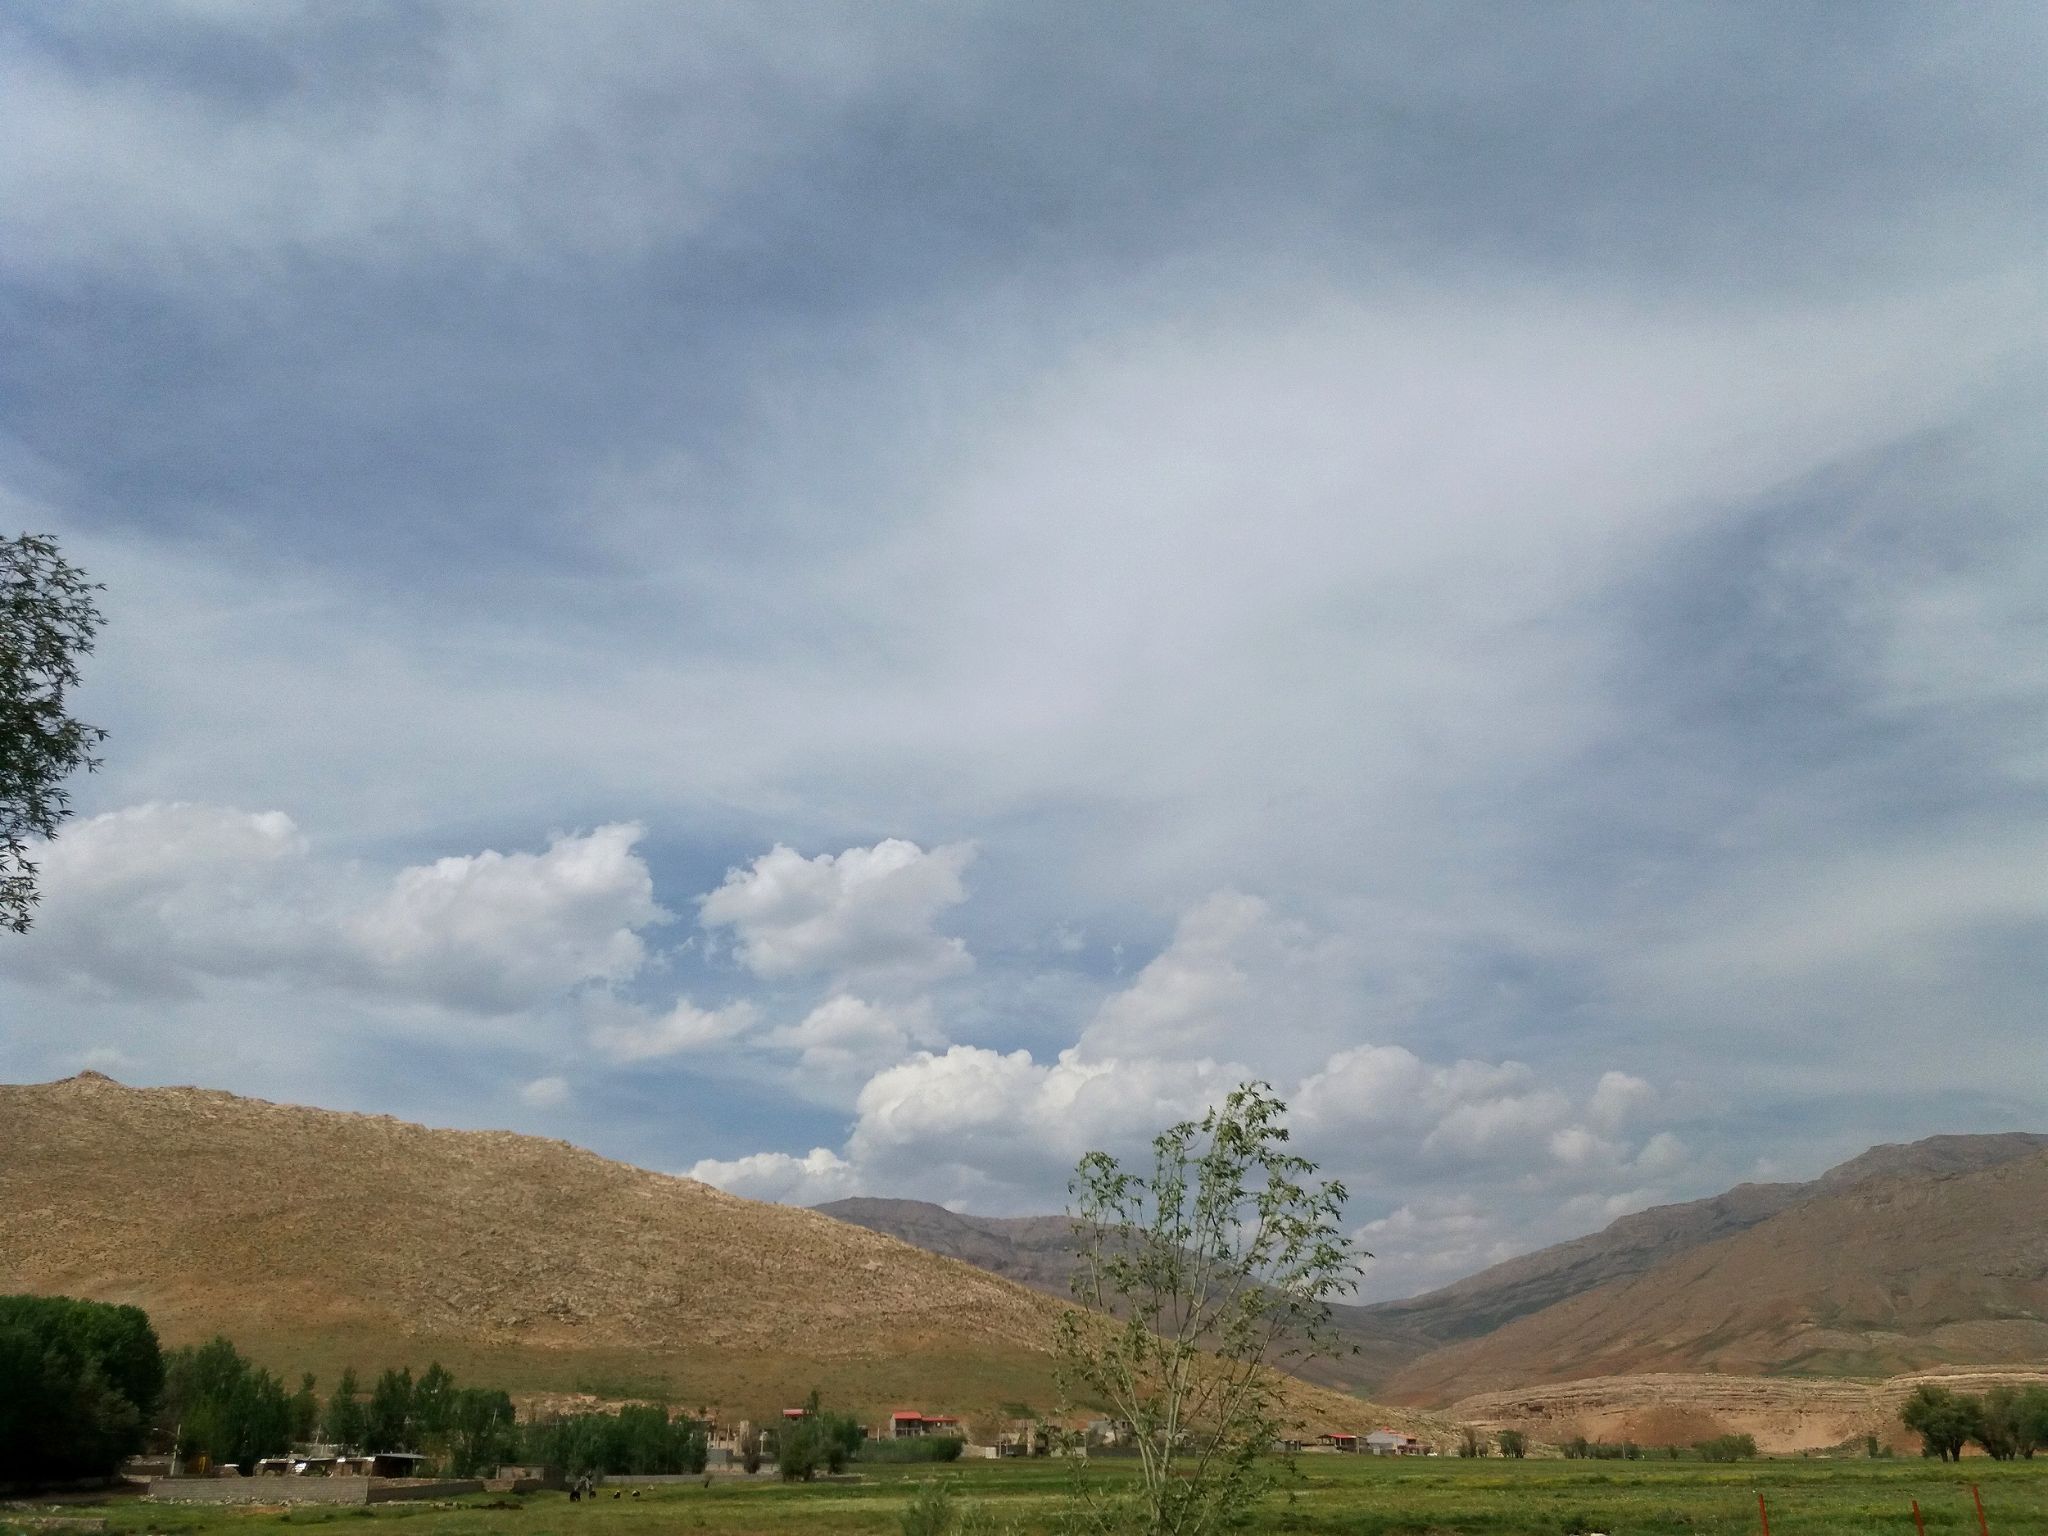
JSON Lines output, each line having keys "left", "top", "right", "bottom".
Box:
{"left": 1902, "top": 1385, "right": 1978, "bottom": 1462}
{"left": 1, "top": 533, "right": 107, "bottom": 933}
{"left": 1906, "top": 1383, "right": 2048, "bottom": 1462}
{"left": 0, "top": 1295, "right": 162, "bottom": 1486}
{"left": 160, "top": 1336, "right": 292, "bottom": 1470}
{"left": 776, "top": 1390, "right": 863, "bottom": 1481}
{"left": 1496, "top": 1429, "right": 1527, "bottom": 1459}
{"left": 522, "top": 1404, "right": 706, "bottom": 1477}
{"left": 324, "top": 1366, "right": 367, "bottom": 1452}
{"left": 1056, "top": 1082, "right": 1359, "bottom": 1536}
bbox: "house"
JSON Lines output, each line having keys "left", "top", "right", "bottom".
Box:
{"left": 1316, "top": 1432, "right": 1359, "bottom": 1453}
{"left": 889, "top": 1410, "right": 961, "bottom": 1439}
{"left": 1364, "top": 1429, "right": 1424, "bottom": 1456}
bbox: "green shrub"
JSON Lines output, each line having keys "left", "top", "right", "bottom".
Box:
{"left": 900, "top": 1476, "right": 956, "bottom": 1536}
{"left": 859, "top": 1436, "right": 967, "bottom": 1463}
{"left": 1694, "top": 1433, "right": 1758, "bottom": 1462}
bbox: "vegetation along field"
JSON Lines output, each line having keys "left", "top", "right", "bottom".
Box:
{"left": 11, "top": 1458, "right": 2048, "bottom": 1536}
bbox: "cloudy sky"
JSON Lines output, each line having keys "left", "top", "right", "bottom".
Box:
{"left": 3, "top": 2, "right": 2043, "bottom": 1299}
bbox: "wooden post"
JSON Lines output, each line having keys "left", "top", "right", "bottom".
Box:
{"left": 1973, "top": 1482, "right": 1990, "bottom": 1536}
{"left": 1757, "top": 1490, "right": 1771, "bottom": 1536}
{"left": 1912, "top": 1496, "right": 1926, "bottom": 1535}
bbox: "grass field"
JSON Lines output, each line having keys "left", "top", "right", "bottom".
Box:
{"left": 12, "top": 1458, "right": 2048, "bottom": 1536}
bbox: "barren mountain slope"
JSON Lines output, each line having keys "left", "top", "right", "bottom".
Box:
{"left": 0, "top": 1074, "right": 1408, "bottom": 1433}
{"left": 825, "top": 1133, "right": 2048, "bottom": 1399}
{"left": 1385, "top": 1150, "right": 2048, "bottom": 1403}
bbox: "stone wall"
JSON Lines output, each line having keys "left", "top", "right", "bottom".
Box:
{"left": 148, "top": 1477, "right": 372, "bottom": 1504}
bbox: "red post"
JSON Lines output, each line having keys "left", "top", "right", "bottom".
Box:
{"left": 1912, "top": 1496, "right": 1926, "bottom": 1535}
{"left": 1757, "top": 1490, "right": 1771, "bottom": 1536}
{"left": 1973, "top": 1482, "right": 1990, "bottom": 1536}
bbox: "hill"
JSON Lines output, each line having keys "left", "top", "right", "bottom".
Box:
{"left": 822, "top": 1132, "right": 2048, "bottom": 1403}
{"left": 1383, "top": 1149, "right": 2048, "bottom": 1402}
{"left": 0, "top": 1073, "right": 1410, "bottom": 1434}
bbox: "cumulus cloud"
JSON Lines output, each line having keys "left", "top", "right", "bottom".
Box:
{"left": 10, "top": 805, "right": 669, "bottom": 1014}
{"left": 348, "top": 822, "right": 665, "bottom": 1011}
{"left": 768, "top": 995, "right": 939, "bottom": 1082}
{"left": 587, "top": 995, "right": 760, "bottom": 1062}
{"left": 686, "top": 1146, "right": 862, "bottom": 1205}
{"left": 698, "top": 839, "right": 975, "bottom": 990}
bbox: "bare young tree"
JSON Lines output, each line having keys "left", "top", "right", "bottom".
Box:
{"left": 1056, "top": 1082, "right": 1360, "bottom": 1536}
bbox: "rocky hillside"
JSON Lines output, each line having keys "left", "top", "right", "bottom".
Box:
{"left": 1384, "top": 1148, "right": 2048, "bottom": 1402}
{"left": 0, "top": 1073, "right": 1408, "bottom": 1433}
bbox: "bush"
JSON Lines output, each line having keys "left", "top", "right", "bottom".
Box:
{"left": 1694, "top": 1433, "right": 1758, "bottom": 1462}
{"left": 1497, "top": 1429, "right": 1528, "bottom": 1459}
{"left": 901, "top": 1476, "right": 956, "bottom": 1536}
{"left": 860, "top": 1436, "right": 967, "bottom": 1463}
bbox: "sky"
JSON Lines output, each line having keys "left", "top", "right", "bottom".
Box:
{"left": 2, "top": 1, "right": 2043, "bottom": 1301}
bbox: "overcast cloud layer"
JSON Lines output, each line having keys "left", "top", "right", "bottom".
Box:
{"left": 3, "top": 2, "right": 2043, "bottom": 1299}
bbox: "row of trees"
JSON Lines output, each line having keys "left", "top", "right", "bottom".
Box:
{"left": 1901, "top": 1384, "right": 2048, "bottom": 1462}
{"left": 524, "top": 1404, "right": 706, "bottom": 1478}
{"left": 1455, "top": 1426, "right": 1527, "bottom": 1457}
{"left": 0, "top": 1296, "right": 162, "bottom": 1485}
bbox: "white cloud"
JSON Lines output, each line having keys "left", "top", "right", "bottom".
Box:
{"left": 1586, "top": 1070, "right": 1657, "bottom": 1134}
{"left": 1355, "top": 1197, "right": 1523, "bottom": 1297}
{"left": 1077, "top": 890, "right": 1351, "bottom": 1069}
{"left": 698, "top": 839, "right": 975, "bottom": 990}
{"left": 519, "top": 1074, "right": 572, "bottom": 1108}
{"left": 686, "top": 1146, "right": 862, "bottom": 1205}
{"left": 349, "top": 822, "right": 665, "bottom": 1012}
{"left": 587, "top": 996, "right": 759, "bottom": 1062}
{"left": 768, "top": 994, "right": 939, "bottom": 1082}
{"left": 11, "top": 805, "right": 669, "bottom": 1014}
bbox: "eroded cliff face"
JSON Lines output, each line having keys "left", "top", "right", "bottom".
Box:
{"left": 1448, "top": 1368, "right": 2048, "bottom": 1454}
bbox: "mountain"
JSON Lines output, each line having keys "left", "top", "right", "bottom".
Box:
{"left": 0, "top": 1073, "right": 1408, "bottom": 1433}
{"left": 1382, "top": 1147, "right": 2048, "bottom": 1402}
{"left": 821, "top": 1131, "right": 2048, "bottom": 1403}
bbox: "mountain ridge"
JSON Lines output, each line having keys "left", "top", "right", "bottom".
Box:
{"left": 0, "top": 1073, "right": 1413, "bottom": 1434}
{"left": 819, "top": 1130, "right": 2048, "bottom": 1402}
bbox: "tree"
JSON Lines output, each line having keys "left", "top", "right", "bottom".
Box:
{"left": 739, "top": 1425, "right": 763, "bottom": 1475}
{"left": 1056, "top": 1082, "right": 1360, "bottom": 1536}
{"left": 324, "top": 1367, "right": 367, "bottom": 1452}
{"left": 1901, "top": 1386, "right": 1973, "bottom": 1462}
{"left": 365, "top": 1367, "right": 415, "bottom": 1451}
{"left": 776, "top": 1390, "right": 862, "bottom": 1481}
{"left": 1497, "top": 1429, "right": 1527, "bottom": 1459}
{"left": 0, "top": 1295, "right": 162, "bottom": 1485}
{"left": 160, "top": 1336, "right": 290, "bottom": 1470}
{"left": 1, "top": 533, "right": 107, "bottom": 934}
{"left": 443, "top": 1388, "right": 518, "bottom": 1477}
{"left": 1457, "top": 1425, "right": 1488, "bottom": 1458}
{"left": 2016, "top": 1384, "right": 2048, "bottom": 1460}
{"left": 288, "top": 1373, "right": 321, "bottom": 1443}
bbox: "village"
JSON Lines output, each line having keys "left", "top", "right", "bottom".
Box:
{"left": 128, "top": 1408, "right": 1434, "bottom": 1505}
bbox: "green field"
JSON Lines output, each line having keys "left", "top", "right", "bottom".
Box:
{"left": 13, "top": 1458, "right": 2048, "bottom": 1536}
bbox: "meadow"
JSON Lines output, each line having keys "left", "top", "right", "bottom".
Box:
{"left": 14, "top": 1457, "right": 2048, "bottom": 1536}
